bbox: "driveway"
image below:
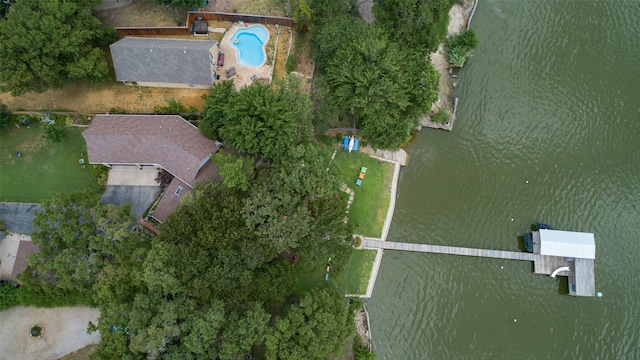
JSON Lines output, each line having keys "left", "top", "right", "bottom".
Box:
{"left": 0, "top": 202, "right": 41, "bottom": 235}
{"left": 100, "top": 166, "right": 162, "bottom": 218}
{"left": 101, "top": 186, "right": 161, "bottom": 219}
{"left": 0, "top": 306, "right": 101, "bottom": 360}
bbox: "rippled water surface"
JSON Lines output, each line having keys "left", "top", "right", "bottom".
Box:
{"left": 367, "top": 1, "right": 640, "bottom": 359}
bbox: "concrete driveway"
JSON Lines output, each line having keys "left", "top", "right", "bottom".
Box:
{"left": 101, "top": 185, "right": 161, "bottom": 218}
{"left": 0, "top": 203, "right": 41, "bottom": 235}
{"left": 101, "top": 166, "right": 161, "bottom": 218}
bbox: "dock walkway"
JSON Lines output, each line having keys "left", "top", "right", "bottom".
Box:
{"left": 362, "top": 238, "right": 537, "bottom": 261}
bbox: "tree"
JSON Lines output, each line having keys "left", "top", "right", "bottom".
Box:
{"left": 265, "top": 287, "right": 355, "bottom": 360}
{"left": 211, "top": 151, "right": 254, "bottom": 191}
{"left": 374, "top": 0, "right": 454, "bottom": 52}
{"left": 309, "top": 15, "right": 368, "bottom": 73}
{"left": 0, "top": 0, "right": 117, "bottom": 96}
{"left": 0, "top": 102, "right": 11, "bottom": 135}
{"left": 200, "top": 76, "right": 313, "bottom": 160}
{"left": 21, "top": 189, "right": 138, "bottom": 293}
{"left": 291, "top": 0, "right": 312, "bottom": 29}
{"left": 320, "top": 26, "right": 439, "bottom": 148}
{"left": 444, "top": 29, "right": 479, "bottom": 67}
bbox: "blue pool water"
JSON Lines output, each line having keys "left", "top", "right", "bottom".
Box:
{"left": 230, "top": 26, "right": 269, "bottom": 67}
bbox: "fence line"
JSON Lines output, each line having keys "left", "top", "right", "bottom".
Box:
{"left": 115, "top": 12, "right": 295, "bottom": 37}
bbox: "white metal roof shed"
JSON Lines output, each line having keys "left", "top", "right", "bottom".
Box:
{"left": 539, "top": 229, "right": 596, "bottom": 259}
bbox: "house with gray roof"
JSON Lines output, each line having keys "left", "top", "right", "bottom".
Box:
{"left": 83, "top": 115, "right": 221, "bottom": 223}
{"left": 110, "top": 37, "right": 219, "bottom": 89}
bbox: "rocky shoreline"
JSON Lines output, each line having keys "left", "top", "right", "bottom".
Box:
{"left": 421, "top": 0, "right": 477, "bottom": 131}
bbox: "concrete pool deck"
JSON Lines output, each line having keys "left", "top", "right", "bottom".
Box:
{"left": 218, "top": 23, "right": 274, "bottom": 88}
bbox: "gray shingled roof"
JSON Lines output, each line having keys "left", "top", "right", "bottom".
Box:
{"left": 83, "top": 115, "right": 219, "bottom": 187}
{"left": 110, "top": 37, "right": 217, "bottom": 86}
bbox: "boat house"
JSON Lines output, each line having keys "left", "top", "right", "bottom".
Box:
{"left": 532, "top": 229, "right": 596, "bottom": 297}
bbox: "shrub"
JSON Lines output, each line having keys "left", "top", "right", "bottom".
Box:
{"left": 431, "top": 107, "right": 449, "bottom": 124}
{"left": 353, "top": 236, "right": 363, "bottom": 248}
{"left": 108, "top": 107, "right": 127, "bottom": 114}
{"left": 155, "top": 170, "right": 174, "bottom": 187}
{"left": 354, "top": 335, "right": 376, "bottom": 360}
{"left": 444, "top": 29, "right": 478, "bottom": 67}
{"left": 286, "top": 55, "right": 297, "bottom": 73}
{"left": 43, "top": 124, "right": 65, "bottom": 142}
{"left": 19, "top": 115, "right": 37, "bottom": 126}
{"left": 93, "top": 165, "right": 110, "bottom": 189}
{"left": 154, "top": 98, "right": 188, "bottom": 114}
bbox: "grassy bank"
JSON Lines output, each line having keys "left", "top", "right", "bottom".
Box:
{"left": 330, "top": 150, "right": 394, "bottom": 238}
{"left": 335, "top": 249, "right": 377, "bottom": 294}
{"left": 0, "top": 125, "right": 98, "bottom": 202}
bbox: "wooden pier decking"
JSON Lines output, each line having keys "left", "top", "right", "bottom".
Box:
{"left": 362, "top": 238, "right": 537, "bottom": 261}
{"left": 362, "top": 236, "right": 596, "bottom": 297}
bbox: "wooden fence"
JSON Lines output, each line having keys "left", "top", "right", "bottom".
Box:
{"left": 187, "top": 12, "right": 296, "bottom": 28}
{"left": 115, "top": 12, "right": 295, "bottom": 37}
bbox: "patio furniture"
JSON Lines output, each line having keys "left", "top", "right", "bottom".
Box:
{"left": 225, "top": 67, "right": 236, "bottom": 78}
{"left": 356, "top": 179, "right": 363, "bottom": 186}
{"left": 250, "top": 75, "right": 258, "bottom": 82}
{"left": 361, "top": 167, "right": 367, "bottom": 173}
{"left": 358, "top": 172, "right": 365, "bottom": 180}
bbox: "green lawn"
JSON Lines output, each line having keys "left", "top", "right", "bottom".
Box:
{"left": 294, "top": 249, "right": 377, "bottom": 296}
{"left": 334, "top": 249, "right": 377, "bottom": 295}
{"left": 0, "top": 125, "right": 98, "bottom": 202}
{"left": 330, "top": 150, "right": 394, "bottom": 238}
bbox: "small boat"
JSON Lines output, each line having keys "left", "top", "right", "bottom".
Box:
{"left": 353, "top": 138, "right": 359, "bottom": 151}
{"left": 523, "top": 223, "right": 554, "bottom": 252}
{"left": 342, "top": 134, "right": 349, "bottom": 150}
{"left": 348, "top": 136, "right": 355, "bottom": 153}
{"left": 535, "top": 222, "right": 554, "bottom": 230}
{"left": 523, "top": 233, "right": 533, "bottom": 252}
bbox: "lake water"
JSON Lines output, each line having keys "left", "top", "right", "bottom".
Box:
{"left": 367, "top": 0, "right": 640, "bottom": 358}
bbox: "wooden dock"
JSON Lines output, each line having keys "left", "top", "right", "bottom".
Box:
{"left": 362, "top": 238, "right": 537, "bottom": 261}
{"left": 362, "top": 235, "right": 596, "bottom": 297}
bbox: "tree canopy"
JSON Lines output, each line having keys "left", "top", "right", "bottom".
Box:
{"left": 316, "top": 18, "right": 439, "bottom": 148}
{"left": 374, "top": 0, "right": 454, "bottom": 52}
{"left": 0, "top": 0, "right": 117, "bottom": 95}
{"left": 265, "top": 287, "right": 355, "bottom": 360}
{"left": 21, "top": 189, "right": 138, "bottom": 293}
{"left": 200, "top": 77, "right": 313, "bottom": 160}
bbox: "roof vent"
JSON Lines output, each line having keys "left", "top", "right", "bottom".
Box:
{"left": 184, "top": 47, "right": 187, "bottom": 54}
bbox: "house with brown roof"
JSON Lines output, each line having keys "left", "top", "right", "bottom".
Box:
{"left": 83, "top": 115, "right": 221, "bottom": 223}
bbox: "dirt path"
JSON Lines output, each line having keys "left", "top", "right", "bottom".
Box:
{"left": 0, "top": 306, "right": 101, "bottom": 360}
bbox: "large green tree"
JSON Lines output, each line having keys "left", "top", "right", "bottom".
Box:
{"left": 21, "top": 189, "right": 138, "bottom": 293}
{"left": 200, "top": 76, "right": 313, "bottom": 160}
{"left": 265, "top": 287, "right": 355, "bottom": 360}
{"left": 374, "top": 0, "right": 454, "bottom": 52}
{"left": 319, "top": 23, "right": 439, "bottom": 148}
{"left": 0, "top": 0, "right": 117, "bottom": 95}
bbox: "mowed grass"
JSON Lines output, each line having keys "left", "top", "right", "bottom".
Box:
{"left": 334, "top": 249, "right": 377, "bottom": 295}
{"left": 294, "top": 249, "right": 377, "bottom": 296}
{"left": 0, "top": 125, "right": 98, "bottom": 202}
{"left": 330, "top": 150, "right": 394, "bottom": 238}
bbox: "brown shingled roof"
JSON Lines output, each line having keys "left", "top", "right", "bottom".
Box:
{"left": 83, "top": 115, "right": 219, "bottom": 187}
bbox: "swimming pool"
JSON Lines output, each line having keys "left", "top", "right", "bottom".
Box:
{"left": 230, "top": 25, "right": 269, "bottom": 67}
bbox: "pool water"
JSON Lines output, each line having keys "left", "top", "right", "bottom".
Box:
{"left": 230, "top": 25, "right": 269, "bottom": 67}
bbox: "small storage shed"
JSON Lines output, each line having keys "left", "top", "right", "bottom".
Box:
{"left": 193, "top": 19, "right": 208, "bottom": 35}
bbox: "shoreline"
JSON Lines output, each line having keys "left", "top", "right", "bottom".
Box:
{"left": 355, "top": 0, "right": 476, "bottom": 349}
{"left": 421, "top": 0, "right": 477, "bottom": 131}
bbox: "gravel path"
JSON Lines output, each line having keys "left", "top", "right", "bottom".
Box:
{"left": 0, "top": 306, "right": 101, "bottom": 360}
